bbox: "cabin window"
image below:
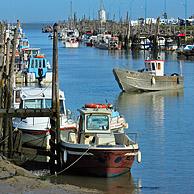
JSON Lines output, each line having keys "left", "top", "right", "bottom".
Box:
{"left": 60, "top": 100, "right": 65, "bottom": 114}
{"left": 157, "top": 63, "right": 161, "bottom": 70}
{"left": 146, "top": 63, "right": 151, "bottom": 71}
{"left": 15, "top": 90, "right": 21, "bottom": 103}
{"left": 86, "top": 115, "right": 109, "bottom": 131}
{"left": 43, "top": 59, "right": 46, "bottom": 68}
{"left": 35, "top": 60, "right": 38, "bottom": 68}
{"left": 39, "top": 60, "right": 42, "bottom": 67}
{"left": 45, "top": 99, "right": 64, "bottom": 114}
{"left": 45, "top": 99, "right": 52, "bottom": 108}
{"left": 31, "top": 59, "right": 34, "bottom": 68}
{"left": 152, "top": 63, "right": 156, "bottom": 70}
{"left": 24, "top": 99, "right": 43, "bottom": 109}
{"left": 24, "top": 41, "right": 28, "bottom": 46}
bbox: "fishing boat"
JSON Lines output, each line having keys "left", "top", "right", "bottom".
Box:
{"left": 60, "top": 103, "right": 141, "bottom": 177}
{"left": 12, "top": 86, "right": 76, "bottom": 157}
{"left": 113, "top": 59, "right": 184, "bottom": 92}
{"left": 25, "top": 54, "right": 52, "bottom": 84}
{"left": 177, "top": 44, "right": 194, "bottom": 58}
{"left": 63, "top": 36, "right": 79, "bottom": 48}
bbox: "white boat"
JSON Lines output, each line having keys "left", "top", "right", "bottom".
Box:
{"left": 12, "top": 86, "right": 76, "bottom": 160}
{"left": 63, "top": 36, "right": 79, "bottom": 48}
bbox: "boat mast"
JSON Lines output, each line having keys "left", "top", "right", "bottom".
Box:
{"left": 69, "top": 1, "right": 73, "bottom": 29}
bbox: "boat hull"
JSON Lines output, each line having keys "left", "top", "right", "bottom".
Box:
{"left": 113, "top": 68, "right": 184, "bottom": 92}
{"left": 60, "top": 143, "right": 138, "bottom": 177}
{"left": 64, "top": 41, "right": 79, "bottom": 48}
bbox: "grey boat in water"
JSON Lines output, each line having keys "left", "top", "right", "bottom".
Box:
{"left": 113, "top": 59, "right": 184, "bottom": 92}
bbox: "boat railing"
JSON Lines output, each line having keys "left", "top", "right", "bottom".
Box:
{"left": 126, "top": 132, "right": 138, "bottom": 143}
{"left": 114, "top": 132, "right": 138, "bottom": 144}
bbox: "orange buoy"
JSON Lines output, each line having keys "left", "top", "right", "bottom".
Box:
{"left": 85, "top": 103, "right": 112, "bottom": 109}
{"left": 36, "top": 55, "right": 44, "bottom": 58}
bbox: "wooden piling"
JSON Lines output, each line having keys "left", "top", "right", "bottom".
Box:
{"left": 8, "top": 26, "right": 18, "bottom": 157}
{"left": 2, "top": 38, "right": 10, "bottom": 156}
{"left": 50, "top": 23, "right": 61, "bottom": 174}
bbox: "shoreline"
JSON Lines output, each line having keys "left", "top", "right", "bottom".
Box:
{"left": 0, "top": 155, "right": 102, "bottom": 194}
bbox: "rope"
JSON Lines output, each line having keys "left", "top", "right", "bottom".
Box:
{"left": 22, "top": 133, "right": 50, "bottom": 144}
{"left": 49, "top": 145, "right": 92, "bottom": 177}
{"left": 18, "top": 134, "right": 49, "bottom": 165}
{"left": 0, "top": 135, "right": 9, "bottom": 145}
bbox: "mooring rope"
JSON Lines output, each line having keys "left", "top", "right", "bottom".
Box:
{"left": 49, "top": 145, "right": 92, "bottom": 177}
{"left": 0, "top": 135, "right": 9, "bottom": 145}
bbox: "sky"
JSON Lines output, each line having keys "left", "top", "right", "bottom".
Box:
{"left": 0, "top": 0, "right": 194, "bottom": 23}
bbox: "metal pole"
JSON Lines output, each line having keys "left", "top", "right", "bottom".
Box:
{"left": 184, "top": 0, "right": 187, "bottom": 41}
{"left": 144, "top": 0, "right": 147, "bottom": 24}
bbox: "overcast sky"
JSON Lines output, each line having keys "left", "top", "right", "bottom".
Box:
{"left": 0, "top": 0, "right": 193, "bottom": 23}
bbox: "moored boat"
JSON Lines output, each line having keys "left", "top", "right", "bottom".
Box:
{"left": 113, "top": 59, "right": 184, "bottom": 92}
{"left": 60, "top": 104, "right": 141, "bottom": 177}
{"left": 12, "top": 86, "right": 76, "bottom": 161}
{"left": 24, "top": 54, "right": 52, "bottom": 84}
{"left": 63, "top": 36, "right": 79, "bottom": 48}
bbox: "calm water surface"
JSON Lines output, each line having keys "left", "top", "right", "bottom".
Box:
{"left": 24, "top": 24, "right": 194, "bottom": 194}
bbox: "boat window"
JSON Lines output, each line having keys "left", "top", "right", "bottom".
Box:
{"left": 24, "top": 99, "right": 43, "bottom": 109}
{"left": 43, "top": 59, "right": 46, "bottom": 68}
{"left": 31, "top": 59, "right": 34, "bottom": 68}
{"left": 45, "top": 99, "right": 52, "bottom": 108}
{"left": 152, "top": 63, "right": 156, "bottom": 70}
{"left": 86, "top": 115, "right": 109, "bottom": 131}
{"left": 39, "top": 60, "right": 42, "bottom": 67}
{"left": 15, "top": 90, "right": 21, "bottom": 103}
{"left": 146, "top": 63, "right": 151, "bottom": 71}
{"left": 157, "top": 63, "right": 161, "bottom": 70}
{"left": 60, "top": 100, "right": 65, "bottom": 114}
{"left": 24, "top": 41, "right": 28, "bottom": 46}
{"left": 35, "top": 60, "right": 38, "bottom": 68}
{"left": 19, "top": 101, "right": 23, "bottom": 109}
{"left": 45, "top": 99, "right": 65, "bottom": 114}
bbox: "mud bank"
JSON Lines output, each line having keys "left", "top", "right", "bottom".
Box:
{"left": 0, "top": 156, "right": 102, "bottom": 194}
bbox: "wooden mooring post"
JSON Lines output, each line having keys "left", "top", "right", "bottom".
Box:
{"left": 49, "top": 23, "right": 61, "bottom": 175}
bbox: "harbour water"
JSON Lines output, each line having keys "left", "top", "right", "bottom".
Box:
{"left": 24, "top": 23, "right": 194, "bottom": 194}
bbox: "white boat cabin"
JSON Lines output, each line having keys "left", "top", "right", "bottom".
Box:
{"left": 77, "top": 107, "right": 116, "bottom": 145}
{"left": 13, "top": 87, "right": 66, "bottom": 114}
{"left": 144, "top": 59, "right": 164, "bottom": 76}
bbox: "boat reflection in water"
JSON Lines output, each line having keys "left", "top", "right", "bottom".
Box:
{"left": 50, "top": 172, "right": 137, "bottom": 194}
{"left": 115, "top": 89, "right": 184, "bottom": 130}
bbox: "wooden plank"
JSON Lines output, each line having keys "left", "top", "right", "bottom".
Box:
{"left": 0, "top": 108, "right": 52, "bottom": 117}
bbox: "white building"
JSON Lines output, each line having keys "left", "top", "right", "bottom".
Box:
{"left": 98, "top": 0, "right": 106, "bottom": 22}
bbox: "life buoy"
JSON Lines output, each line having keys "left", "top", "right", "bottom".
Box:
{"left": 85, "top": 103, "right": 112, "bottom": 109}
{"left": 36, "top": 55, "right": 44, "bottom": 58}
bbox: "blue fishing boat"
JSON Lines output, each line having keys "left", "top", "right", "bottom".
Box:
{"left": 26, "top": 54, "right": 52, "bottom": 83}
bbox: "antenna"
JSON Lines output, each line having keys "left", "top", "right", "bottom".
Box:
{"left": 144, "top": 0, "right": 147, "bottom": 24}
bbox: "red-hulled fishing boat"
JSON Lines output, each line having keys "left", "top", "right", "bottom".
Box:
{"left": 60, "top": 104, "right": 141, "bottom": 177}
